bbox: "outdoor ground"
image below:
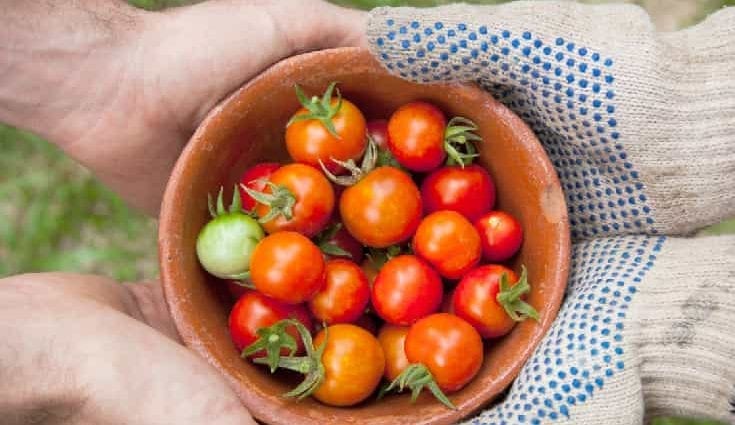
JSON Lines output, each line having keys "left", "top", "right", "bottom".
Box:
{"left": 0, "top": 1, "right": 732, "bottom": 424}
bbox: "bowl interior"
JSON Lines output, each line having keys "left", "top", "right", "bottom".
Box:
{"left": 159, "top": 47, "right": 569, "bottom": 425}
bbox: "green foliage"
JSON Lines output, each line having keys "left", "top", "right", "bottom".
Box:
{"left": 0, "top": 124, "right": 157, "bottom": 281}
{"left": 127, "top": 0, "right": 192, "bottom": 10}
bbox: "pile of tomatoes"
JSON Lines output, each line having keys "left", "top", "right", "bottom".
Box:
{"left": 195, "top": 83, "right": 538, "bottom": 409}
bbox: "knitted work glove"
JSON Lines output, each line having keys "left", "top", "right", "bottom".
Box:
{"left": 366, "top": 2, "right": 735, "bottom": 424}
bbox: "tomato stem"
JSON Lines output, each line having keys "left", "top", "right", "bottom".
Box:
{"left": 207, "top": 185, "right": 247, "bottom": 218}
{"left": 251, "top": 319, "right": 329, "bottom": 400}
{"left": 229, "top": 278, "right": 255, "bottom": 289}
{"left": 287, "top": 82, "right": 343, "bottom": 139}
{"left": 319, "top": 137, "right": 378, "bottom": 187}
{"left": 496, "top": 265, "right": 540, "bottom": 322}
{"left": 242, "top": 319, "right": 300, "bottom": 372}
{"left": 444, "top": 116, "right": 482, "bottom": 168}
{"left": 240, "top": 181, "right": 296, "bottom": 224}
{"left": 380, "top": 363, "right": 456, "bottom": 409}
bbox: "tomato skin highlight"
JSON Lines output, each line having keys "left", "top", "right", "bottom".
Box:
{"left": 239, "top": 162, "right": 280, "bottom": 212}
{"left": 387, "top": 101, "right": 447, "bottom": 172}
{"left": 377, "top": 324, "right": 411, "bottom": 381}
{"left": 286, "top": 99, "right": 367, "bottom": 174}
{"left": 452, "top": 264, "right": 520, "bottom": 338}
{"left": 421, "top": 165, "right": 496, "bottom": 222}
{"left": 413, "top": 210, "right": 482, "bottom": 280}
{"left": 474, "top": 211, "right": 524, "bottom": 262}
{"left": 228, "top": 291, "right": 313, "bottom": 354}
{"left": 312, "top": 324, "right": 385, "bottom": 406}
{"left": 339, "top": 166, "right": 422, "bottom": 248}
{"left": 250, "top": 231, "right": 325, "bottom": 304}
{"left": 404, "top": 313, "right": 483, "bottom": 393}
{"left": 308, "top": 259, "right": 370, "bottom": 325}
{"left": 371, "top": 255, "right": 443, "bottom": 325}
{"left": 254, "top": 163, "right": 334, "bottom": 237}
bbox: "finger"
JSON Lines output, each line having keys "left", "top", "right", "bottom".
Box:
{"left": 146, "top": 0, "right": 367, "bottom": 127}
{"left": 0, "top": 273, "right": 257, "bottom": 425}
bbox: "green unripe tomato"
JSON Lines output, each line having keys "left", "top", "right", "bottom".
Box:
{"left": 196, "top": 212, "right": 264, "bottom": 279}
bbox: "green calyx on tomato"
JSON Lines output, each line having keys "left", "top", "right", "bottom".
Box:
{"left": 319, "top": 137, "right": 378, "bottom": 186}
{"left": 253, "top": 319, "right": 328, "bottom": 400}
{"left": 496, "top": 266, "right": 540, "bottom": 322}
{"left": 241, "top": 181, "right": 296, "bottom": 224}
{"left": 444, "top": 117, "right": 482, "bottom": 168}
{"left": 242, "top": 319, "right": 299, "bottom": 372}
{"left": 315, "top": 223, "right": 352, "bottom": 259}
{"left": 366, "top": 245, "right": 407, "bottom": 269}
{"left": 379, "top": 363, "right": 455, "bottom": 409}
{"left": 287, "top": 82, "right": 343, "bottom": 138}
{"left": 196, "top": 186, "right": 264, "bottom": 280}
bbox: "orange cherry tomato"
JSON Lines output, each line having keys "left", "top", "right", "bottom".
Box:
{"left": 340, "top": 166, "right": 422, "bottom": 248}
{"left": 312, "top": 324, "right": 385, "bottom": 406}
{"left": 249, "top": 231, "right": 325, "bottom": 304}
{"left": 253, "top": 163, "right": 334, "bottom": 237}
{"left": 286, "top": 99, "right": 366, "bottom": 174}
{"left": 413, "top": 210, "right": 482, "bottom": 280}
{"left": 404, "top": 313, "right": 483, "bottom": 393}
{"left": 308, "top": 259, "right": 370, "bottom": 324}
{"left": 377, "top": 324, "right": 411, "bottom": 381}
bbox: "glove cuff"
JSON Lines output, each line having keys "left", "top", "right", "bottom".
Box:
{"left": 631, "top": 235, "right": 735, "bottom": 422}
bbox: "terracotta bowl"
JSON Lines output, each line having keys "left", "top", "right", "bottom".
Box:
{"left": 159, "top": 47, "right": 570, "bottom": 425}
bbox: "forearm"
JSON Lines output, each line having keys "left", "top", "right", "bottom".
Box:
{"left": 0, "top": 0, "right": 144, "bottom": 146}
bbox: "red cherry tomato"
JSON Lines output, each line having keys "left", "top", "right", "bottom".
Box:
{"left": 474, "top": 211, "right": 523, "bottom": 262}
{"left": 421, "top": 164, "right": 495, "bottom": 222}
{"left": 250, "top": 231, "right": 325, "bottom": 304}
{"left": 252, "top": 163, "right": 334, "bottom": 237}
{"left": 228, "top": 291, "right": 313, "bottom": 354}
{"left": 238, "top": 162, "right": 280, "bottom": 211}
{"left": 367, "top": 119, "right": 389, "bottom": 149}
{"left": 413, "top": 210, "right": 481, "bottom": 280}
{"left": 387, "top": 102, "right": 447, "bottom": 172}
{"left": 340, "top": 166, "right": 422, "bottom": 248}
{"left": 452, "top": 265, "right": 520, "bottom": 338}
{"left": 371, "top": 255, "right": 443, "bottom": 325}
{"left": 308, "top": 259, "right": 370, "bottom": 324}
{"left": 404, "top": 313, "right": 483, "bottom": 393}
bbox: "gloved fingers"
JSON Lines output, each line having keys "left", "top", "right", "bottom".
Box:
{"left": 366, "top": 4, "right": 735, "bottom": 241}
{"left": 460, "top": 234, "right": 735, "bottom": 425}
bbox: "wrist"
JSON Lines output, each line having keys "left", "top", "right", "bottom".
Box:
{"left": 0, "top": 1, "right": 149, "bottom": 147}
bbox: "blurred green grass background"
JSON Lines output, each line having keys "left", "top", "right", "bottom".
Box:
{"left": 2, "top": 0, "right": 733, "bottom": 282}
{"left": 0, "top": 1, "right": 732, "bottom": 424}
